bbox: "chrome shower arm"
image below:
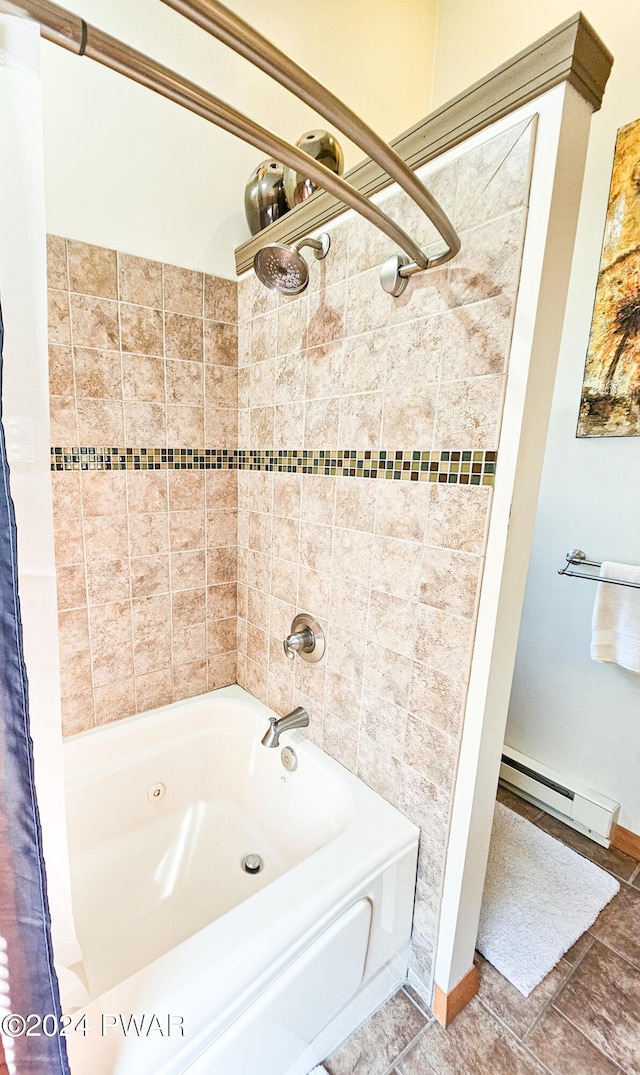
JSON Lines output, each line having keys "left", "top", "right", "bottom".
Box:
{"left": 160, "top": 0, "right": 460, "bottom": 270}
{"left": 293, "top": 235, "right": 330, "bottom": 259}
{"left": 1, "top": 0, "right": 440, "bottom": 275}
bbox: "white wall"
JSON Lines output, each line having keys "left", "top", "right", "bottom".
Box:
{"left": 433, "top": 0, "right": 640, "bottom": 831}
{"left": 41, "top": 0, "right": 437, "bottom": 278}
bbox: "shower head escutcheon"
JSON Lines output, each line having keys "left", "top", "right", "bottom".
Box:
{"left": 253, "top": 233, "right": 330, "bottom": 295}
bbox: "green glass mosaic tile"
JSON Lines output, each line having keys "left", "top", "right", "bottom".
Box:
{"left": 50, "top": 447, "right": 497, "bottom": 485}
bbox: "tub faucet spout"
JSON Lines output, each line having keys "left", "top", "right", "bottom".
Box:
{"left": 261, "top": 706, "right": 309, "bottom": 748}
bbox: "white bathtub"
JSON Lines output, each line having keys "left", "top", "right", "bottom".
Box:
{"left": 62, "top": 686, "right": 419, "bottom": 1075}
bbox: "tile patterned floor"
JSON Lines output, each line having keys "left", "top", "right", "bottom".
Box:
{"left": 325, "top": 786, "right": 640, "bottom": 1075}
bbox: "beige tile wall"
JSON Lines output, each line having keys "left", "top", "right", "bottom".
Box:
{"left": 47, "top": 238, "right": 238, "bottom": 735}
{"left": 48, "top": 115, "right": 534, "bottom": 1003}
{"left": 235, "top": 118, "right": 535, "bottom": 999}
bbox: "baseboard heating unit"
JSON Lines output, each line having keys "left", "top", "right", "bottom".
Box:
{"left": 499, "top": 746, "right": 619, "bottom": 848}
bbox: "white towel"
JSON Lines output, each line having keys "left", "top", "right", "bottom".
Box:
{"left": 591, "top": 560, "right": 640, "bottom": 673}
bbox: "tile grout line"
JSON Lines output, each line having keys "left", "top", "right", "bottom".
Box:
{"left": 546, "top": 1003, "right": 631, "bottom": 1075}
{"left": 355, "top": 473, "right": 378, "bottom": 779}
{"left": 401, "top": 985, "right": 433, "bottom": 1021}
{"left": 455, "top": 119, "right": 536, "bottom": 233}
{"left": 66, "top": 240, "right": 96, "bottom": 732}
{"left": 474, "top": 996, "right": 564, "bottom": 1075}
{"left": 116, "top": 250, "right": 137, "bottom": 717}
{"left": 317, "top": 470, "right": 334, "bottom": 749}
{"left": 161, "top": 263, "right": 176, "bottom": 704}
{"left": 381, "top": 1017, "right": 433, "bottom": 1075}
{"left": 583, "top": 932, "right": 640, "bottom": 975}
{"left": 64, "top": 239, "right": 80, "bottom": 467}
{"left": 519, "top": 940, "right": 595, "bottom": 1043}
{"left": 201, "top": 272, "right": 210, "bottom": 696}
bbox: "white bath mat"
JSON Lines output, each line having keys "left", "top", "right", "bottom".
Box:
{"left": 477, "top": 802, "right": 619, "bottom": 996}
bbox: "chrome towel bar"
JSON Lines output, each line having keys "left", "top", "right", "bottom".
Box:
{"left": 558, "top": 549, "right": 640, "bottom": 590}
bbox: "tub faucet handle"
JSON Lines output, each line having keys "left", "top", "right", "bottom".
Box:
{"left": 283, "top": 627, "right": 313, "bottom": 659}
{"left": 282, "top": 613, "right": 325, "bottom": 663}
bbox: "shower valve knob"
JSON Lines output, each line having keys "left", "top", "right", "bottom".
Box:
{"left": 282, "top": 614, "right": 325, "bottom": 663}
{"left": 283, "top": 627, "right": 313, "bottom": 659}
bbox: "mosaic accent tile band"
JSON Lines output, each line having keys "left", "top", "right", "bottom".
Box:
{"left": 50, "top": 447, "right": 497, "bottom": 484}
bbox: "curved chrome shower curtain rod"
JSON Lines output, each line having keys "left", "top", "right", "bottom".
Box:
{"left": 0, "top": 0, "right": 460, "bottom": 294}
{"left": 160, "top": 0, "right": 461, "bottom": 277}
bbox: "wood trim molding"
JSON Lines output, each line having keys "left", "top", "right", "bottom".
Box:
{"left": 610, "top": 823, "right": 640, "bottom": 860}
{"left": 234, "top": 12, "right": 612, "bottom": 274}
{"left": 432, "top": 964, "right": 479, "bottom": 1027}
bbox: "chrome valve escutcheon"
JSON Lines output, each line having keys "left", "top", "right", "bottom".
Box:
{"left": 282, "top": 613, "right": 325, "bottom": 663}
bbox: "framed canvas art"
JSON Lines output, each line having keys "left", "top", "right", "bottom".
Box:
{"left": 577, "top": 116, "right": 640, "bottom": 437}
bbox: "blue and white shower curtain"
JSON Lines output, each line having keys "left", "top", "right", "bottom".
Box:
{"left": 0, "top": 304, "right": 69, "bottom": 1074}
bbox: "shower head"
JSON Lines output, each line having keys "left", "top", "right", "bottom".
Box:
{"left": 254, "top": 244, "right": 308, "bottom": 295}
{"left": 253, "top": 233, "right": 330, "bottom": 295}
